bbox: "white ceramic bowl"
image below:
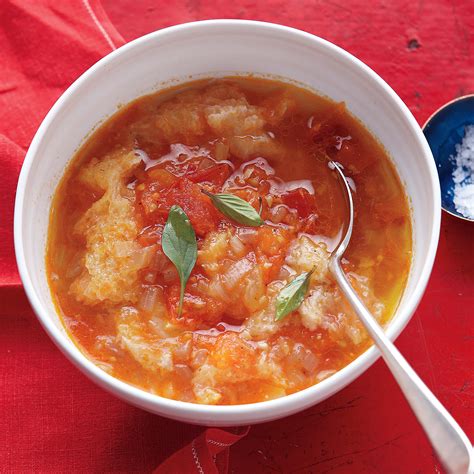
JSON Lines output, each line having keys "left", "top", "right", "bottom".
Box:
{"left": 14, "top": 20, "right": 440, "bottom": 426}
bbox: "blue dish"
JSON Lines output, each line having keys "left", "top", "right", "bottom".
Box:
{"left": 423, "top": 94, "right": 474, "bottom": 221}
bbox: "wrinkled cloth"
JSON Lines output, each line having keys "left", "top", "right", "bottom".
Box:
{"left": 154, "top": 428, "right": 250, "bottom": 473}
{"left": 0, "top": 0, "right": 124, "bottom": 284}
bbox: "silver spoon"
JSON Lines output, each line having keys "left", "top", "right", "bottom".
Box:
{"left": 329, "top": 161, "right": 473, "bottom": 474}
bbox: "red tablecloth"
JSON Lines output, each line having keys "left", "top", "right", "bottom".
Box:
{"left": 1, "top": 1, "right": 473, "bottom": 472}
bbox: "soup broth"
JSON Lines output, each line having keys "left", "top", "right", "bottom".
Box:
{"left": 47, "top": 77, "right": 412, "bottom": 404}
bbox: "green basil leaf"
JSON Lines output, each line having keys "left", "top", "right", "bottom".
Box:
{"left": 161, "top": 205, "right": 197, "bottom": 316}
{"left": 275, "top": 269, "right": 314, "bottom": 321}
{"left": 202, "top": 189, "right": 264, "bottom": 227}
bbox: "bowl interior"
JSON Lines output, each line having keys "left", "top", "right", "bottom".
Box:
{"left": 15, "top": 21, "right": 440, "bottom": 425}
{"left": 423, "top": 95, "right": 474, "bottom": 221}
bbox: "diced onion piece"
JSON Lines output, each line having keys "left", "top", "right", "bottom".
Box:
{"left": 72, "top": 274, "right": 90, "bottom": 294}
{"left": 150, "top": 250, "right": 169, "bottom": 272}
{"left": 129, "top": 245, "right": 157, "bottom": 270}
{"left": 229, "top": 234, "right": 246, "bottom": 257}
{"left": 143, "top": 271, "right": 157, "bottom": 284}
{"left": 222, "top": 258, "right": 253, "bottom": 290}
{"left": 207, "top": 276, "right": 227, "bottom": 301}
{"left": 269, "top": 204, "right": 288, "bottom": 224}
{"left": 243, "top": 166, "right": 254, "bottom": 179}
{"left": 162, "top": 265, "right": 179, "bottom": 284}
{"left": 174, "top": 364, "right": 193, "bottom": 380}
{"left": 237, "top": 228, "right": 258, "bottom": 245}
{"left": 65, "top": 255, "right": 83, "bottom": 279}
{"left": 316, "top": 369, "right": 336, "bottom": 382}
{"left": 278, "top": 264, "right": 294, "bottom": 280}
{"left": 138, "top": 286, "right": 159, "bottom": 313}
{"left": 161, "top": 381, "right": 175, "bottom": 398}
{"left": 193, "top": 349, "right": 209, "bottom": 366}
{"left": 144, "top": 250, "right": 169, "bottom": 282}
{"left": 242, "top": 267, "right": 267, "bottom": 312}
{"left": 55, "top": 245, "right": 69, "bottom": 268}
{"left": 173, "top": 340, "right": 192, "bottom": 363}
{"left": 214, "top": 141, "right": 229, "bottom": 161}
{"left": 301, "top": 350, "right": 318, "bottom": 373}
{"left": 284, "top": 344, "right": 319, "bottom": 374}
{"left": 197, "top": 157, "right": 214, "bottom": 170}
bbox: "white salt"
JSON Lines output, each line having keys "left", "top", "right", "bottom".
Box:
{"left": 451, "top": 125, "right": 474, "bottom": 219}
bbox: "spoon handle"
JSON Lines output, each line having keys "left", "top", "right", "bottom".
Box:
{"left": 330, "top": 258, "right": 473, "bottom": 474}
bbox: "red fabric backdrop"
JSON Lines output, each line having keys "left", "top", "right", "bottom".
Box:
{"left": 1, "top": 0, "right": 473, "bottom": 472}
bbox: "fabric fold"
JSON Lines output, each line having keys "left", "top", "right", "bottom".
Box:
{"left": 154, "top": 427, "right": 250, "bottom": 474}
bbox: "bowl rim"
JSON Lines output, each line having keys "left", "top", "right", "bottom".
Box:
{"left": 422, "top": 93, "right": 474, "bottom": 223}
{"left": 14, "top": 19, "right": 441, "bottom": 422}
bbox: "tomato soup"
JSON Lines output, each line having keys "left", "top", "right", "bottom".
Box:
{"left": 46, "top": 78, "right": 412, "bottom": 404}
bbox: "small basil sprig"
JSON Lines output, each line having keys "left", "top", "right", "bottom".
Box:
{"left": 201, "top": 189, "right": 264, "bottom": 227}
{"left": 275, "top": 269, "right": 314, "bottom": 321}
{"left": 162, "top": 205, "right": 197, "bottom": 316}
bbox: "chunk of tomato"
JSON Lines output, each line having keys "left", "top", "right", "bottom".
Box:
{"left": 166, "top": 283, "right": 225, "bottom": 328}
{"left": 163, "top": 178, "right": 221, "bottom": 236}
{"left": 187, "top": 163, "right": 232, "bottom": 187}
{"left": 146, "top": 168, "right": 177, "bottom": 187}
{"left": 137, "top": 224, "right": 163, "bottom": 246}
{"left": 281, "top": 188, "right": 317, "bottom": 218}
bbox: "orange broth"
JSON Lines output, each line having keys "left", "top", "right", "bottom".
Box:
{"left": 46, "top": 77, "right": 412, "bottom": 404}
